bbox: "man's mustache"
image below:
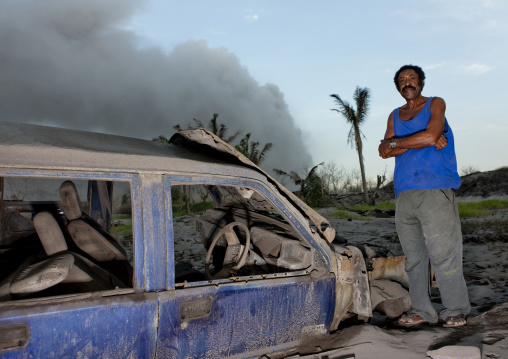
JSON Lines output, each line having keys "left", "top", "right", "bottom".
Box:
{"left": 402, "top": 85, "right": 416, "bottom": 92}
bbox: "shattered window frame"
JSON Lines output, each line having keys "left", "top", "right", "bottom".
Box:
{"left": 0, "top": 170, "right": 142, "bottom": 301}
{"left": 166, "top": 175, "right": 327, "bottom": 289}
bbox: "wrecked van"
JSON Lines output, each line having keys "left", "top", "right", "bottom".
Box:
{"left": 0, "top": 122, "right": 407, "bottom": 358}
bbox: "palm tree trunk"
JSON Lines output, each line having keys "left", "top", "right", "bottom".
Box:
{"left": 355, "top": 133, "right": 369, "bottom": 204}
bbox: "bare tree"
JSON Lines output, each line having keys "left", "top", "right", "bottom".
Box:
{"left": 318, "top": 162, "right": 347, "bottom": 194}
{"left": 460, "top": 165, "right": 480, "bottom": 176}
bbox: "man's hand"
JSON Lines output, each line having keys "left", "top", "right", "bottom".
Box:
{"left": 378, "top": 139, "right": 392, "bottom": 159}
{"left": 435, "top": 133, "right": 448, "bottom": 150}
{"left": 379, "top": 138, "right": 409, "bottom": 158}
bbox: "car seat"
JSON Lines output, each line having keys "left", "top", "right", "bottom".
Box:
{"left": 59, "top": 181, "right": 133, "bottom": 285}
{"left": 6, "top": 212, "right": 125, "bottom": 298}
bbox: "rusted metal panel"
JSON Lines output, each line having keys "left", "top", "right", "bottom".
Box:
{"left": 330, "top": 246, "right": 375, "bottom": 329}
{"left": 331, "top": 280, "right": 354, "bottom": 330}
{"left": 346, "top": 246, "right": 372, "bottom": 319}
{"left": 330, "top": 252, "right": 355, "bottom": 330}
{"left": 369, "top": 256, "right": 409, "bottom": 287}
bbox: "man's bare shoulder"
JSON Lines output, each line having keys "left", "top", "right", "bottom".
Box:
{"left": 431, "top": 97, "right": 446, "bottom": 106}
{"left": 429, "top": 97, "right": 446, "bottom": 114}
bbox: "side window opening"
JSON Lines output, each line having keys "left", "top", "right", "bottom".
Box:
{"left": 172, "top": 183, "right": 314, "bottom": 286}
{"left": 0, "top": 177, "right": 133, "bottom": 302}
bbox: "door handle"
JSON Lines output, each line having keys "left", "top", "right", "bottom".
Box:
{"left": 0, "top": 324, "right": 29, "bottom": 351}
{"left": 180, "top": 298, "right": 212, "bottom": 320}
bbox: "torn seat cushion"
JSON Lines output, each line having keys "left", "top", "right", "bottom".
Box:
{"left": 68, "top": 219, "right": 128, "bottom": 262}
{"left": 59, "top": 181, "right": 83, "bottom": 220}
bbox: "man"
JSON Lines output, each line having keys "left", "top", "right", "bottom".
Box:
{"left": 378, "top": 64, "right": 470, "bottom": 327}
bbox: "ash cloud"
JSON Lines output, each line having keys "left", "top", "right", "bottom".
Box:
{"left": 0, "top": 0, "right": 312, "bottom": 173}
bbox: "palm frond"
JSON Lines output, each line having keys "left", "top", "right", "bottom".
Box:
{"left": 347, "top": 126, "right": 356, "bottom": 148}
{"left": 354, "top": 87, "right": 370, "bottom": 123}
{"left": 217, "top": 124, "right": 227, "bottom": 140}
{"left": 226, "top": 129, "right": 242, "bottom": 144}
{"left": 249, "top": 141, "right": 260, "bottom": 163}
{"left": 235, "top": 133, "right": 251, "bottom": 156}
{"left": 330, "top": 94, "right": 356, "bottom": 124}
{"left": 261, "top": 142, "right": 273, "bottom": 154}
{"left": 273, "top": 168, "right": 289, "bottom": 177}
{"left": 307, "top": 162, "right": 324, "bottom": 179}
{"left": 256, "top": 142, "right": 273, "bottom": 165}
{"left": 192, "top": 118, "right": 204, "bottom": 128}
{"left": 207, "top": 114, "right": 219, "bottom": 134}
{"left": 289, "top": 171, "right": 303, "bottom": 185}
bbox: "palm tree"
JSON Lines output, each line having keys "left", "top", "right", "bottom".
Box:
{"left": 235, "top": 133, "right": 273, "bottom": 166}
{"left": 171, "top": 113, "right": 242, "bottom": 215}
{"left": 273, "top": 162, "right": 325, "bottom": 206}
{"left": 330, "top": 87, "right": 371, "bottom": 204}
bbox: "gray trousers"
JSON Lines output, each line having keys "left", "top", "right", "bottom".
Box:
{"left": 395, "top": 189, "right": 471, "bottom": 323}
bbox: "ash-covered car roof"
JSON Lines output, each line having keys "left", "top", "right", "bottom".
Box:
{"left": 0, "top": 121, "right": 261, "bottom": 179}
{"left": 0, "top": 121, "right": 335, "bottom": 243}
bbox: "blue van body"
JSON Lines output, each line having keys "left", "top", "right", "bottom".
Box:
{"left": 0, "top": 122, "right": 373, "bottom": 358}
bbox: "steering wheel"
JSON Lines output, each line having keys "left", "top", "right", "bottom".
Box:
{"left": 205, "top": 222, "right": 251, "bottom": 280}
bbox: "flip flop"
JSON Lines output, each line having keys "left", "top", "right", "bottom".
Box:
{"left": 443, "top": 314, "right": 467, "bottom": 328}
{"left": 398, "top": 313, "right": 428, "bottom": 327}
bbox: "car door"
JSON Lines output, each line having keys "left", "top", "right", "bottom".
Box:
{"left": 0, "top": 173, "right": 158, "bottom": 358}
{"left": 155, "top": 177, "right": 336, "bottom": 358}
{"left": 0, "top": 291, "right": 159, "bottom": 358}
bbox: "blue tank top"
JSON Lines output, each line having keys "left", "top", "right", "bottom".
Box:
{"left": 393, "top": 97, "right": 461, "bottom": 197}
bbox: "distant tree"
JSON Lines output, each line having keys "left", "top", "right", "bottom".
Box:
{"left": 369, "top": 170, "right": 387, "bottom": 204}
{"left": 235, "top": 133, "right": 273, "bottom": 166}
{"left": 460, "top": 165, "right": 480, "bottom": 176}
{"left": 167, "top": 113, "right": 243, "bottom": 215}
{"left": 330, "top": 87, "right": 371, "bottom": 204}
{"left": 173, "top": 115, "right": 272, "bottom": 165}
{"left": 317, "top": 162, "right": 347, "bottom": 194}
{"left": 157, "top": 113, "right": 274, "bottom": 212}
{"left": 273, "top": 162, "right": 328, "bottom": 207}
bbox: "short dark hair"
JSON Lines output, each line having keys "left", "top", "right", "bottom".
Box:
{"left": 394, "top": 65, "right": 425, "bottom": 91}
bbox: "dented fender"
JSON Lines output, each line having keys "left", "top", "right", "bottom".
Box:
{"left": 329, "top": 245, "right": 372, "bottom": 330}
{"left": 330, "top": 251, "right": 410, "bottom": 329}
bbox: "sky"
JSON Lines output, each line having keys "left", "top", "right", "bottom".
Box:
{"left": 129, "top": 0, "right": 508, "bottom": 177}
{"left": 1, "top": 0, "right": 507, "bottom": 181}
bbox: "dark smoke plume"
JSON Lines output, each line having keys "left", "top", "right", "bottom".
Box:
{"left": 0, "top": 0, "right": 312, "bottom": 172}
